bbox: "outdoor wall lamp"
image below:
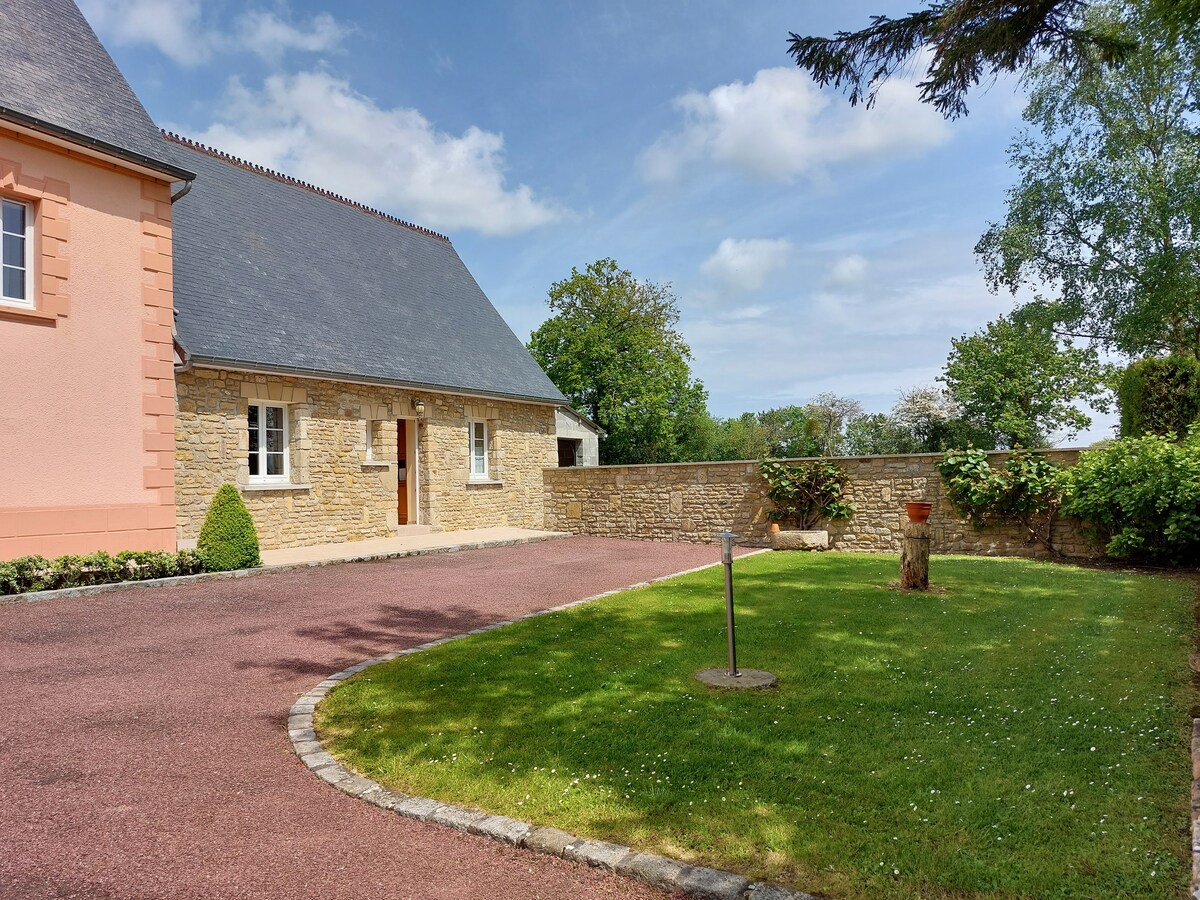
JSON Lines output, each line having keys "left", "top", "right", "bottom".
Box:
{"left": 411, "top": 398, "right": 426, "bottom": 417}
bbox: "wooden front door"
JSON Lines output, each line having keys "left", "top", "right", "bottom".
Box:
{"left": 397, "top": 419, "right": 409, "bottom": 525}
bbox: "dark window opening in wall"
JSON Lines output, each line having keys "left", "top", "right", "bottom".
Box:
{"left": 557, "top": 438, "right": 582, "bottom": 467}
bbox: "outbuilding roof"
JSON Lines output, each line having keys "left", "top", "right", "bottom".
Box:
{"left": 166, "top": 135, "right": 567, "bottom": 406}
{"left": 0, "top": 0, "right": 191, "bottom": 179}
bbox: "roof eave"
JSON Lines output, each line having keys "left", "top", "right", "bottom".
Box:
{"left": 186, "top": 355, "right": 568, "bottom": 408}
{"left": 0, "top": 107, "right": 194, "bottom": 181}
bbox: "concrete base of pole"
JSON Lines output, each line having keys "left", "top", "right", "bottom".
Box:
{"left": 695, "top": 668, "right": 778, "bottom": 689}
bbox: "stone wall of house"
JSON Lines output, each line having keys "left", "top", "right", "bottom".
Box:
{"left": 543, "top": 450, "right": 1096, "bottom": 559}
{"left": 176, "top": 368, "right": 556, "bottom": 550}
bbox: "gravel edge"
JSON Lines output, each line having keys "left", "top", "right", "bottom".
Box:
{"left": 288, "top": 550, "right": 820, "bottom": 900}
{"left": 1, "top": 532, "right": 570, "bottom": 606}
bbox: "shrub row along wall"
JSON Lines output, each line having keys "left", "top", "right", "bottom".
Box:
{"left": 543, "top": 450, "right": 1096, "bottom": 559}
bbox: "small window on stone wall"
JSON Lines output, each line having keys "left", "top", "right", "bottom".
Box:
{"left": 468, "top": 420, "right": 489, "bottom": 480}
{"left": 365, "top": 420, "right": 386, "bottom": 461}
{"left": 248, "top": 401, "right": 288, "bottom": 482}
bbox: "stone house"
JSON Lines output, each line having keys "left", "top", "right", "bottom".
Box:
{"left": 2, "top": 0, "right": 573, "bottom": 556}
{"left": 167, "top": 136, "right": 567, "bottom": 550}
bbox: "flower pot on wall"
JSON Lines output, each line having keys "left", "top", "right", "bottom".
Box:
{"left": 905, "top": 502, "right": 933, "bottom": 524}
{"left": 768, "top": 522, "right": 781, "bottom": 534}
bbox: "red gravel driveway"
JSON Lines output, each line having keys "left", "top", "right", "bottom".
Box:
{"left": 0, "top": 536, "right": 729, "bottom": 899}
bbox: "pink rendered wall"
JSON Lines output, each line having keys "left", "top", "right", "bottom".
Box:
{"left": 0, "top": 129, "right": 177, "bottom": 557}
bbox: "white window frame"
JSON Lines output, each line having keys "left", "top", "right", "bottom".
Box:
{"left": 248, "top": 401, "right": 290, "bottom": 484}
{"left": 468, "top": 420, "right": 488, "bottom": 480}
{"left": 365, "top": 419, "right": 376, "bottom": 461}
{"left": 1, "top": 198, "right": 34, "bottom": 309}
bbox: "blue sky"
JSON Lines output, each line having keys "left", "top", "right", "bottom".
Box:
{"left": 78, "top": 0, "right": 1114, "bottom": 444}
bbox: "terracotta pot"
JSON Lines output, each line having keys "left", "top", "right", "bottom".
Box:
{"left": 905, "top": 501, "right": 933, "bottom": 524}
{"left": 768, "top": 522, "right": 781, "bottom": 533}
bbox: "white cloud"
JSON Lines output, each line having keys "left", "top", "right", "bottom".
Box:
{"left": 78, "top": 1, "right": 350, "bottom": 66}
{"left": 640, "top": 66, "right": 951, "bottom": 184}
{"left": 79, "top": 0, "right": 210, "bottom": 67}
{"left": 235, "top": 10, "right": 350, "bottom": 62}
{"left": 187, "top": 71, "right": 563, "bottom": 236}
{"left": 700, "top": 237, "right": 791, "bottom": 292}
{"left": 827, "top": 254, "right": 868, "bottom": 286}
{"left": 726, "top": 305, "right": 770, "bottom": 321}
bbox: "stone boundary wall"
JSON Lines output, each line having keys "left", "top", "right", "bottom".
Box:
{"left": 543, "top": 450, "right": 1097, "bottom": 559}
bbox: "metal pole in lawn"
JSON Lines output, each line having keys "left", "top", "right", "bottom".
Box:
{"left": 719, "top": 531, "right": 739, "bottom": 677}
{"left": 693, "top": 533, "right": 776, "bottom": 690}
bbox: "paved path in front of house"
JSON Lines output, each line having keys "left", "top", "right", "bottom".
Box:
{"left": 258, "top": 526, "right": 567, "bottom": 567}
{"left": 0, "top": 537, "right": 734, "bottom": 900}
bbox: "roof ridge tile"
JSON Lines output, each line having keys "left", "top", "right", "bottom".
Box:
{"left": 162, "top": 131, "right": 451, "bottom": 244}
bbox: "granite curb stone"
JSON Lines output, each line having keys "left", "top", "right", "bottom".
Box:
{"left": 288, "top": 549, "right": 825, "bottom": 900}
{"left": 563, "top": 838, "right": 634, "bottom": 871}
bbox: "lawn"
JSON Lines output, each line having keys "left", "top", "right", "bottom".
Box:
{"left": 316, "top": 552, "right": 1194, "bottom": 899}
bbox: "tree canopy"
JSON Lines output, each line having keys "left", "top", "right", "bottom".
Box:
{"left": 941, "top": 309, "right": 1111, "bottom": 447}
{"left": 528, "top": 258, "right": 708, "bottom": 465}
{"left": 687, "top": 406, "right": 823, "bottom": 461}
{"left": 977, "top": 4, "right": 1200, "bottom": 358}
{"left": 805, "top": 393, "right": 865, "bottom": 456}
{"left": 787, "top": 0, "right": 1198, "bottom": 119}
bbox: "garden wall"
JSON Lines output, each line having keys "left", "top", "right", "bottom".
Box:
{"left": 543, "top": 450, "right": 1097, "bottom": 559}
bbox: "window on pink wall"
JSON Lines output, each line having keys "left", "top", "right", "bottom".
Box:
{"left": 1, "top": 198, "right": 33, "bottom": 309}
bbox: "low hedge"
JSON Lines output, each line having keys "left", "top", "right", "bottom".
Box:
{"left": 0, "top": 549, "right": 206, "bottom": 596}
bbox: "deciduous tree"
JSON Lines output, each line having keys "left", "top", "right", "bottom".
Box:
{"left": 941, "top": 309, "right": 1110, "bottom": 447}
{"left": 977, "top": 4, "right": 1200, "bottom": 358}
{"left": 806, "top": 393, "right": 864, "bottom": 456}
{"left": 528, "top": 258, "right": 708, "bottom": 465}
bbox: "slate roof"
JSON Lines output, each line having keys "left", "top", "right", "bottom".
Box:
{"left": 166, "top": 135, "right": 567, "bottom": 406}
{"left": 0, "top": 0, "right": 191, "bottom": 179}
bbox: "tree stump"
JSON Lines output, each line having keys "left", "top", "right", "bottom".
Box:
{"left": 900, "top": 521, "right": 930, "bottom": 590}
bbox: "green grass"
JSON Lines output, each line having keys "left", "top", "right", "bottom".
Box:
{"left": 317, "top": 553, "right": 1194, "bottom": 899}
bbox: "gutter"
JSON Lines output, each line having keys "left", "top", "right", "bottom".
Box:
{"left": 183, "top": 354, "right": 568, "bottom": 408}
{"left": 0, "top": 107, "right": 195, "bottom": 181}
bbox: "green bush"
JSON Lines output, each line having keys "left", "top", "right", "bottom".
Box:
{"left": 759, "top": 458, "right": 854, "bottom": 530}
{"left": 0, "top": 548, "right": 209, "bottom": 596}
{"left": 115, "top": 549, "right": 203, "bottom": 580}
{"left": 936, "top": 447, "right": 1066, "bottom": 551}
{"left": 1118, "top": 355, "right": 1200, "bottom": 438}
{"left": 1062, "top": 427, "right": 1200, "bottom": 564}
{"left": 197, "top": 484, "right": 261, "bottom": 572}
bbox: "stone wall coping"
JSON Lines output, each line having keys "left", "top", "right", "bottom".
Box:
{"left": 543, "top": 447, "right": 1086, "bottom": 474}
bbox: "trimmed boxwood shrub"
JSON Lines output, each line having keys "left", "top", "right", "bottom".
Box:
{"left": 197, "top": 484, "right": 261, "bottom": 572}
{"left": 1118, "top": 355, "right": 1200, "bottom": 438}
